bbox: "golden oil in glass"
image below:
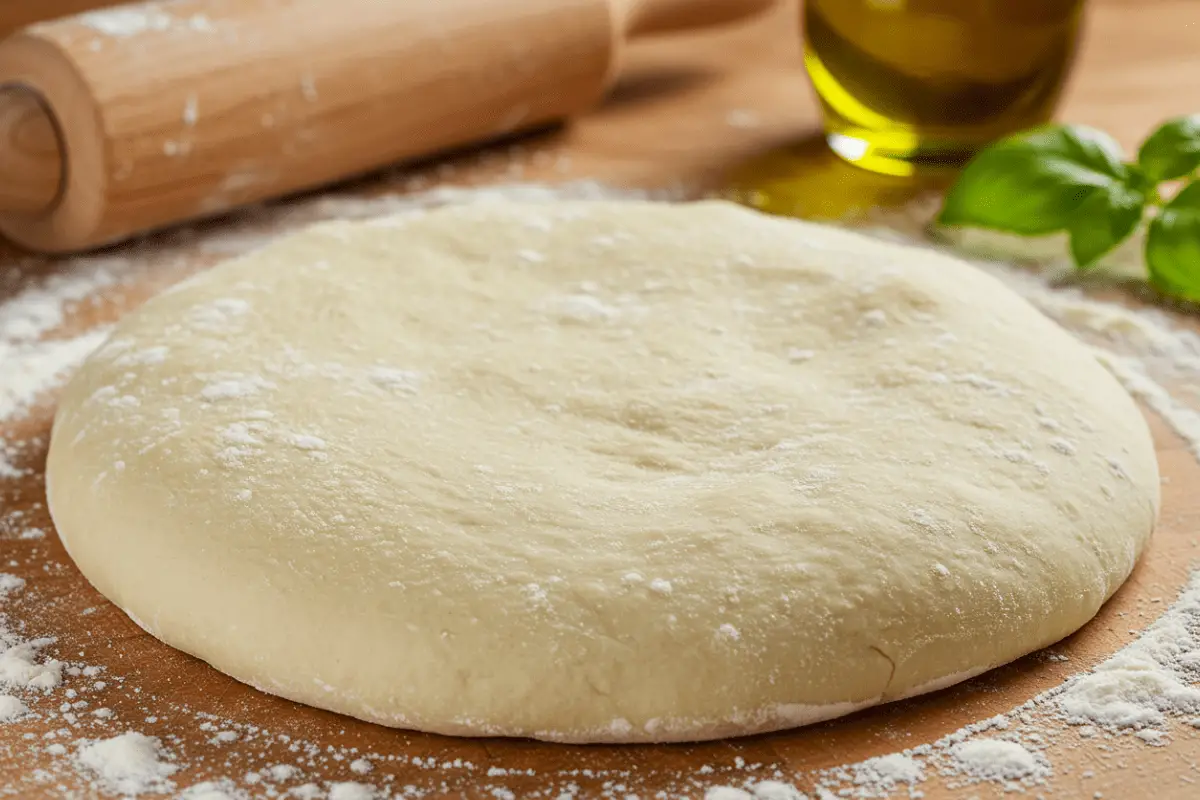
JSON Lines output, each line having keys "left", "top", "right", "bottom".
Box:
{"left": 803, "top": 0, "right": 1085, "bottom": 176}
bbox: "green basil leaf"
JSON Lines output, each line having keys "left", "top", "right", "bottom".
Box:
{"left": 938, "top": 125, "right": 1133, "bottom": 235}
{"left": 1137, "top": 115, "right": 1200, "bottom": 183}
{"left": 939, "top": 149, "right": 1107, "bottom": 235}
{"left": 994, "top": 124, "right": 1128, "bottom": 179}
{"left": 1068, "top": 184, "right": 1146, "bottom": 269}
{"left": 1146, "top": 181, "right": 1200, "bottom": 302}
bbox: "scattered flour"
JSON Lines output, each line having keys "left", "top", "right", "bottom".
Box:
{"left": 1136, "top": 728, "right": 1170, "bottom": 746}
{"left": 1092, "top": 351, "right": 1200, "bottom": 459}
{"left": 76, "top": 6, "right": 216, "bottom": 38}
{"left": 367, "top": 368, "right": 423, "bottom": 394}
{"left": 199, "top": 375, "right": 274, "bottom": 402}
{"left": 949, "top": 739, "right": 1049, "bottom": 783}
{"left": 0, "top": 694, "right": 28, "bottom": 721}
{"left": 74, "top": 732, "right": 178, "bottom": 795}
{"left": 852, "top": 754, "right": 923, "bottom": 791}
{"left": 0, "top": 574, "right": 25, "bottom": 598}
{"left": 705, "top": 783, "right": 807, "bottom": 800}
{"left": 268, "top": 764, "right": 299, "bottom": 782}
{"left": 725, "top": 109, "right": 762, "bottom": 130}
{"left": 2, "top": 181, "right": 1200, "bottom": 796}
{"left": 0, "top": 258, "right": 121, "bottom": 476}
{"left": 183, "top": 94, "right": 200, "bottom": 127}
{"left": 0, "top": 330, "right": 109, "bottom": 431}
{"left": 747, "top": 781, "right": 806, "bottom": 799}
{"left": 1055, "top": 572, "right": 1200, "bottom": 730}
{"left": 0, "top": 638, "right": 63, "bottom": 693}
{"left": 328, "top": 782, "right": 376, "bottom": 800}
{"left": 178, "top": 780, "right": 246, "bottom": 799}
{"left": 78, "top": 8, "right": 174, "bottom": 37}
{"left": 0, "top": 259, "right": 116, "bottom": 343}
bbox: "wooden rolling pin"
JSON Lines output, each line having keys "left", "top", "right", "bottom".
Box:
{"left": 0, "top": 0, "right": 774, "bottom": 253}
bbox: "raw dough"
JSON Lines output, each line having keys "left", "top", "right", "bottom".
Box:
{"left": 46, "top": 200, "right": 1159, "bottom": 743}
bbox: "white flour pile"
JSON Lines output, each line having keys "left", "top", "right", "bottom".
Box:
{"left": 950, "top": 739, "right": 1051, "bottom": 785}
{"left": 74, "top": 732, "right": 178, "bottom": 795}
{"left": 1, "top": 181, "right": 1200, "bottom": 797}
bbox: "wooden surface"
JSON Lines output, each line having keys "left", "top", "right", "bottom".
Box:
{"left": 2, "top": 0, "right": 1200, "bottom": 797}
{"left": 0, "top": 0, "right": 771, "bottom": 253}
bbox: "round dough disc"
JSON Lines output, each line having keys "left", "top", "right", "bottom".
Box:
{"left": 47, "top": 200, "right": 1159, "bottom": 743}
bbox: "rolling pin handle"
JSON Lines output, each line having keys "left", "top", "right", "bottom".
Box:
{"left": 0, "top": 85, "right": 63, "bottom": 215}
{"left": 619, "top": 0, "right": 777, "bottom": 37}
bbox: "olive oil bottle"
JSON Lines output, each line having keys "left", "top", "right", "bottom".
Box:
{"left": 804, "top": 0, "right": 1085, "bottom": 175}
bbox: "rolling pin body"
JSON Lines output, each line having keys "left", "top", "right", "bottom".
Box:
{"left": 0, "top": 0, "right": 773, "bottom": 253}
{"left": 0, "top": 1, "right": 118, "bottom": 38}
{"left": 0, "top": 0, "right": 628, "bottom": 252}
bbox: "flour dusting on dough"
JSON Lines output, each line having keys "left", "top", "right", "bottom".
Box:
{"left": 1, "top": 181, "right": 1199, "bottom": 796}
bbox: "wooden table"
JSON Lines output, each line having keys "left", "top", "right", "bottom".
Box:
{"left": 2, "top": 1, "right": 1199, "bottom": 797}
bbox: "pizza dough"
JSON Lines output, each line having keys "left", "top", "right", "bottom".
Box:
{"left": 46, "top": 200, "right": 1159, "bottom": 743}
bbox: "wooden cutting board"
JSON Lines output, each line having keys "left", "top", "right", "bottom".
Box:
{"left": 2, "top": 1, "right": 1200, "bottom": 797}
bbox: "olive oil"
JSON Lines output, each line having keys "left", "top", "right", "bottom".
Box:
{"left": 804, "top": 0, "right": 1084, "bottom": 175}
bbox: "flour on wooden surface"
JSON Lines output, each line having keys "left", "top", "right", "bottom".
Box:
{"left": 706, "top": 783, "right": 807, "bottom": 800}
{"left": 0, "top": 576, "right": 65, "bottom": 697}
{"left": 0, "top": 574, "right": 25, "bottom": 598}
{"left": 76, "top": 3, "right": 216, "bottom": 38}
{"left": 1, "top": 182, "right": 1200, "bottom": 796}
{"left": 329, "top": 782, "right": 376, "bottom": 800}
{"left": 949, "top": 739, "right": 1049, "bottom": 784}
{"left": 178, "top": 779, "right": 247, "bottom": 799}
{"left": 0, "top": 257, "right": 127, "bottom": 476}
{"left": 852, "top": 754, "right": 923, "bottom": 794}
{"left": 75, "top": 732, "right": 177, "bottom": 796}
{"left": 0, "top": 694, "right": 27, "bottom": 721}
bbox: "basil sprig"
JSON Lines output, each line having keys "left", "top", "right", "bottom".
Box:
{"left": 938, "top": 116, "right": 1200, "bottom": 302}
